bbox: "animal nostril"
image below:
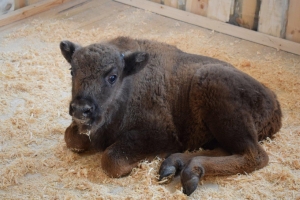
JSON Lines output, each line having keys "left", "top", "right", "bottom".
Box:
{"left": 83, "top": 108, "right": 91, "bottom": 116}
{"left": 82, "top": 105, "right": 94, "bottom": 117}
{"left": 90, "top": 105, "right": 95, "bottom": 112}
{"left": 70, "top": 98, "right": 96, "bottom": 118}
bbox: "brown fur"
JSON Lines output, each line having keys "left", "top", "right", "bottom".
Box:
{"left": 59, "top": 37, "right": 282, "bottom": 196}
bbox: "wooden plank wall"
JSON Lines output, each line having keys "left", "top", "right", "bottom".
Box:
{"left": 15, "top": 0, "right": 44, "bottom": 9}
{"left": 0, "top": 0, "right": 72, "bottom": 27}
{"left": 1, "top": 0, "right": 44, "bottom": 12}
{"left": 258, "top": 0, "right": 289, "bottom": 38}
{"left": 0, "top": 0, "right": 299, "bottom": 50}
{"left": 285, "top": 0, "right": 300, "bottom": 43}
{"left": 150, "top": 0, "right": 298, "bottom": 44}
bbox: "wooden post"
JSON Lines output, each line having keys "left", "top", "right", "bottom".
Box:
{"left": 258, "top": 0, "right": 289, "bottom": 38}
{"left": 207, "top": 0, "right": 232, "bottom": 22}
{"left": 285, "top": 0, "right": 300, "bottom": 43}
{"left": 186, "top": 0, "right": 208, "bottom": 16}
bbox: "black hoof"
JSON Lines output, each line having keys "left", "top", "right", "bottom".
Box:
{"left": 182, "top": 176, "right": 199, "bottom": 196}
{"left": 180, "top": 161, "right": 205, "bottom": 196}
{"left": 158, "top": 165, "right": 176, "bottom": 183}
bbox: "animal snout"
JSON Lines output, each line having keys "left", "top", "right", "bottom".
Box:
{"left": 69, "top": 99, "right": 96, "bottom": 120}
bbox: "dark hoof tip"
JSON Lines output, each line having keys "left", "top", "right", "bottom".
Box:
{"left": 182, "top": 176, "right": 199, "bottom": 196}
{"left": 159, "top": 166, "right": 176, "bottom": 182}
{"left": 158, "top": 173, "right": 175, "bottom": 184}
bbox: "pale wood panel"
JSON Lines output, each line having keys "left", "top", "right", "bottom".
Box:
{"left": 186, "top": 0, "right": 208, "bottom": 16}
{"left": 258, "top": 0, "right": 289, "bottom": 38}
{"left": 285, "top": 0, "right": 300, "bottom": 43}
{"left": 163, "top": 0, "right": 185, "bottom": 10}
{"left": 14, "top": 0, "right": 26, "bottom": 9}
{"left": 207, "top": 0, "right": 232, "bottom": 22}
{"left": 164, "top": 0, "right": 178, "bottom": 8}
{"left": 115, "top": 0, "right": 300, "bottom": 55}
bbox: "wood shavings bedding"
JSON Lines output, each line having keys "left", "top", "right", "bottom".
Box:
{"left": 0, "top": 10, "right": 299, "bottom": 199}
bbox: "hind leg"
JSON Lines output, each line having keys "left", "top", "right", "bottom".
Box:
{"left": 182, "top": 112, "right": 269, "bottom": 195}
{"left": 160, "top": 109, "right": 269, "bottom": 195}
{"left": 180, "top": 144, "right": 268, "bottom": 195}
{"left": 159, "top": 148, "right": 230, "bottom": 182}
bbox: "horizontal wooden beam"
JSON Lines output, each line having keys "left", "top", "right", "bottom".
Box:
{"left": 115, "top": 0, "right": 300, "bottom": 56}
{"left": 0, "top": 0, "right": 71, "bottom": 27}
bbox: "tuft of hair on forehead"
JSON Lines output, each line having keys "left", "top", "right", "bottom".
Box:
{"left": 72, "top": 43, "right": 123, "bottom": 71}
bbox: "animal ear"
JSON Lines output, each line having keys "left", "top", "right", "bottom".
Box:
{"left": 60, "top": 40, "right": 81, "bottom": 63}
{"left": 123, "top": 52, "right": 149, "bottom": 76}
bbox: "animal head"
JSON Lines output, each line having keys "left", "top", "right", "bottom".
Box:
{"left": 60, "top": 40, "right": 149, "bottom": 134}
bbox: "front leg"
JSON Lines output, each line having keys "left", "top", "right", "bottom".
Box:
{"left": 101, "top": 129, "right": 179, "bottom": 178}
{"left": 64, "top": 122, "right": 91, "bottom": 153}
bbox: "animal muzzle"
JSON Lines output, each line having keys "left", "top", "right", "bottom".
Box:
{"left": 69, "top": 97, "right": 97, "bottom": 125}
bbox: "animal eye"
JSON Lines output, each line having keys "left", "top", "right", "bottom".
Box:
{"left": 108, "top": 75, "right": 117, "bottom": 84}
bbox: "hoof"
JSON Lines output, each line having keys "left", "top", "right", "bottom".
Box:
{"left": 181, "top": 176, "right": 199, "bottom": 196}
{"left": 65, "top": 123, "right": 91, "bottom": 152}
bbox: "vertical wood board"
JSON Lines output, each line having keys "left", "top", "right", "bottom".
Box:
{"left": 14, "top": 0, "right": 26, "bottom": 9}
{"left": 163, "top": 0, "right": 185, "bottom": 10}
{"left": 233, "top": 0, "right": 258, "bottom": 30}
{"left": 186, "top": 0, "right": 208, "bottom": 16}
{"left": 258, "top": 0, "right": 289, "bottom": 38}
{"left": 207, "top": 0, "right": 232, "bottom": 22}
{"left": 164, "top": 0, "right": 178, "bottom": 8}
{"left": 285, "top": 0, "right": 300, "bottom": 43}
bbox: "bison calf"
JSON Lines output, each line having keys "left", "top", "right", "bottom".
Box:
{"left": 60, "top": 37, "right": 282, "bottom": 196}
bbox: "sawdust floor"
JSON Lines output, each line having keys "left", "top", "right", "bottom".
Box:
{"left": 0, "top": 0, "right": 299, "bottom": 199}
